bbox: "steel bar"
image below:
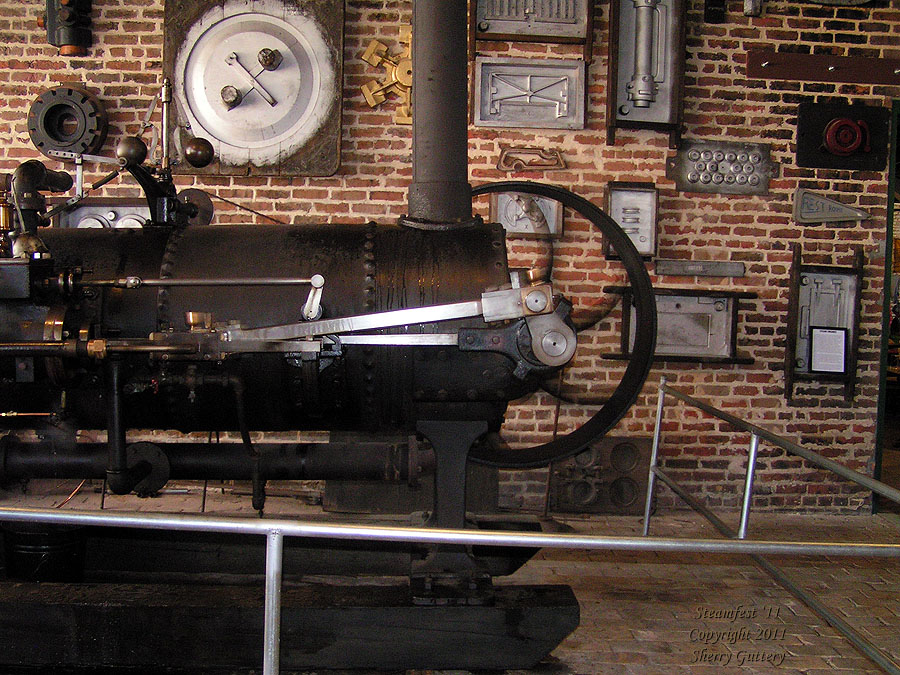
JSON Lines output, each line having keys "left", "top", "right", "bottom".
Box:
{"left": 339, "top": 334, "right": 458, "bottom": 346}
{"left": 1, "top": 507, "right": 899, "bottom": 558}
{"left": 660, "top": 383, "right": 900, "bottom": 505}
{"left": 264, "top": 530, "right": 284, "bottom": 675}
{"left": 643, "top": 376, "right": 667, "bottom": 536}
{"left": 80, "top": 277, "right": 317, "bottom": 288}
{"left": 753, "top": 554, "right": 900, "bottom": 675}
{"left": 226, "top": 299, "right": 484, "bottom": 342}
{"left": 738, "top": 434, "right": 760, "bottom": 539}
{"left": 651, "top": 467, "right": 735, "bottom": 538}
{"left": 161, "top": 79, "right": 171, "bottom": 171}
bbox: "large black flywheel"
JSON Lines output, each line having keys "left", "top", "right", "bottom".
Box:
{"left": 470, "top": 182, "right": 656, "bottom": 469}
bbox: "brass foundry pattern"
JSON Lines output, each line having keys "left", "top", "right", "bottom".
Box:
{"left": 361, "top": 27, "right": 412, "bottom": 125}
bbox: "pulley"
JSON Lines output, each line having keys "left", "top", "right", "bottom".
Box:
{"left": 27, "top": 85, "right": 109, "bottom": 158}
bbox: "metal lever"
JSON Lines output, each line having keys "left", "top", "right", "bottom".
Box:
{"left": 302, "top": 274, "right": 325, "bottom": 320}
{"left": 225, "top": 52, "right": 277, "bottom": 107}
{"left": 223, "top": 285, "right": 556, "bottom": 343}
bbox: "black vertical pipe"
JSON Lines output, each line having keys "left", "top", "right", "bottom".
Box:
{"left": 105, "top": 357, "right": 149, "bottom": 494}
{"left": 105, "top": 357, "right": 129, "bottom": 494}
{"left": 405, "top": 0, "right": 473, "bottom": 227}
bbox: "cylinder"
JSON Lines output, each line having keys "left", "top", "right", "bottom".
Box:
{"left": 9, "top": 222, "right": 533, "bottom": 434}
{"left": 628, "top": 0, "right": 659, "bottom": 108}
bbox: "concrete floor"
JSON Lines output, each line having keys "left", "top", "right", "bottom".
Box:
{"left": 1, "top": 479, "right": 899, "bottom": 674}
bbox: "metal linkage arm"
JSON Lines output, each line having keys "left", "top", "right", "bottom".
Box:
{"left": 222, "top": 285, "right": 555, "bottom": 343}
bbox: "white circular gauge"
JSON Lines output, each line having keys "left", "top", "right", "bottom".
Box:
{"left": 174, "top": 3, "right": 335, "bottom": 168}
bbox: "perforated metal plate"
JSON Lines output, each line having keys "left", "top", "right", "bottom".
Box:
{"left": 165, "top": 0, "right": 343, "bottom": 176}
{"left": 666, "top": 140, "right": 776, "bottom": 195}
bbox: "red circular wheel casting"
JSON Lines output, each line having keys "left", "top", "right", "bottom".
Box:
{"left": 823, "top": 117, "right": 865, "bottom": 156}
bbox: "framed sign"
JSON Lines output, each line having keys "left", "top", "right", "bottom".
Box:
{"left": 809, "top": 327, "right": 847, "bottom": 375}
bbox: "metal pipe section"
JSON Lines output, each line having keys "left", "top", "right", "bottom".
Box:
{"left": 104, "top": 358, "right": 150, "bottom": 495}
{"left": 1, "top": 507, "right": 899, "bottom": 558}
{"left": 651, "top": 467, "right": 734, "bottom": 537}
{"left": 660, "top": 383, "right": 900, "bottom": 505}
{"left": 406, "top": 0, "right": 472, "bottom": 226}
{"left": 264, "top": 530, "right": 284, "bottom": 675}
{"left": 0, "top": 441, "right": 412, "bottom": 482}
{"left": 738, "top": 434, "right": 760, "bottom": 540}
{"left": 643, "top": 377, "right": 667, "bottom": 536}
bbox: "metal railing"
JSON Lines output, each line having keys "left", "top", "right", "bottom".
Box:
{"left": 1, "top": 379, "right": 900, "bottom": 673}
{"left": 643, "top": 376, "right": 900, "bottom": 674}
{"left": 1, "top": 503, "right": 900, "bottom": 673}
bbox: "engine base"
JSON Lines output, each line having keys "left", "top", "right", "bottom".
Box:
{"left": 0, "top": 579, "right": 579, "bottom": 671}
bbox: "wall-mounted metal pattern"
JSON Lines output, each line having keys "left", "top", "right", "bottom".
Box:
{"left": 474, "top": 58, "right": 585, "bottom": 129}
{"left": 605, "top": 182, "right": 657, "bottom": 258}
{"left": 496, "top": 146, "right": 566, "bottom": 172}
{"left": 475, "top": 0, "right": 590, "bottom": 40}
{"left": 607, "top": 0, "right": 686, "bottom": 146}
{"left": 361, "top": 27, "right": 412, "bottom": 125}
{"left": 655, "top": 259, "right": 746, "bottom": 278}
{"left": 793, "top": 272, "right": 858, "bottom": 374}
{"left": 548, "top": 436, "right": 652, "bottom": 515}
{"left": 793, "top": 189, "right": 870, "bottom": 224}
{"left": 489, "top": 191, "right": 563, "bottom": 238}
{"left": 666, "top": 140, "right": 776, "bottom": 195}
{"left": 796, "top": 100, "right": 890, "bottom": 172}
{"left": 164, "top": 0, "right": 343, "bottom": 176}
{"left": 608, "top": 287, "right": 756, "bottom": 364}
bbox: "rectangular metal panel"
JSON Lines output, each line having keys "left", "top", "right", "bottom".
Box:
{"left": 474, "top": 58, "right": 585, "bottom": 129}
{"left": 476, "top": 0, "right": 589, "bottom": 40}
{"left": 629, "top": 294, "right": 735, "bottom": 358}
{"left": 607, "top": 183, "right": 657, "bottom": 257}
{"left": 0, "top": 260, "right": 31, "bottom": 299}
{"left": 655, "top": 259, "right": 746, "bottom": 277}
{"left": 614, "top": 0, "right": 683, "bottom": 126}
{"left": 794, "top": 271, "right": 857, "bottom": 374}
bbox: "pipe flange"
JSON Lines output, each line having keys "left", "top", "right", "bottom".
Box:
{"left": 126, "top": 442, "right": 171, "bottom": 497}
{"left": 27, "top": 85, "right": 109, "bottom": 158}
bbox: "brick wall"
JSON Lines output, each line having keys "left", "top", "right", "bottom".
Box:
{"left": 1, "top": 0, "right": 898, "bottom": 514}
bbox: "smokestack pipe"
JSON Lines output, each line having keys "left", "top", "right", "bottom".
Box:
{"left": 403, "top": 0, "right": 474, "bottom": 229}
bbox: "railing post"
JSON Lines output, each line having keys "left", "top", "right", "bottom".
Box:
{"left": 737, "top": 434, "right": 760, "bottom": 540}
{"left": 643, "top": 377, "right": 667, "bottom": 536}
{"left": 264, "top": 529, "right": 284, "bottom": 675}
